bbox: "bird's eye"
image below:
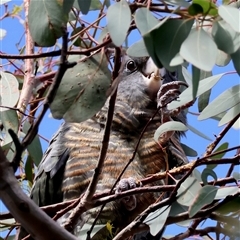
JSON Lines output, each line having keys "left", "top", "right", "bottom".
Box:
{"left": 126, "top": 60, "right": 137, "bottom": 72}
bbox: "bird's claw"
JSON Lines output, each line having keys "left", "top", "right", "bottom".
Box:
{"left": 116, "top": 177, "right": 137, "bottom": 211}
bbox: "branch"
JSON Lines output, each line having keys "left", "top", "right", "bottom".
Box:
{"left": 0, "top": 147, "right": 78, "bottom": 240}
{"left": 204, "top": 113, "right": 240, "bottom": 157}
{"left": 11, "top": 30, "right": 76, "bottom": 171}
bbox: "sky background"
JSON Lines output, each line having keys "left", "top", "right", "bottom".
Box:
{"left": 0, "top": 0, "right": 239, "bottom": 239}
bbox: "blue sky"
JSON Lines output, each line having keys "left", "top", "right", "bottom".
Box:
{"left": 0, "top": 1, "right": 239, "bottom": 239}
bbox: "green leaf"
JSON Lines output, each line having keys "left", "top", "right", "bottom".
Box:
{"left": 0, "top": 72, "right": 19, "bottom": 109}
{"left": 188, "top": 185, "right": 217, "bottom": 217}
{"left": 216, "top": 197, "right": 240, "bottom": 214}
{"left": 29, "top": 0, "right": 74, "bottom": 46}
{"left": 22, "top": 122, "right": 43, "bottom": 166}
{"left": 50, "top": 54, "right": 111, "bottom": 123}
{"left": 201, "top": 168, "right": 217, "bottom": 185}
{"left": 180, "top": 28, "right": 218, "bottom": 71}
{"left": 211, "top": 142, "right": 229, "bottom": 160}
{"left": 218, "top": 5, "right": 240, "bottom": 33}
{"left": 73, "top": 0, "right": 102, "bottom": 11}
{"left": 75, "top": 0, "right": 91, "bottom": 14}
{"left": 188, "top": 3, "right": 203, "bottom": 16}
{"left": 25, "top": 155, "right": 34, "bottom": 184}
{"left": 177, "top": 176, "right": 202, "bottom": 206}
{"left": 198, "top": 84, "right": 240, "bottom": 120}
{"left": 135, "top": 8, "right": 159, "bottom": 35}
{"left": 106, "top": 0, "right": 131, "bottom": 46}
{"left": 169, "top": 202, "right": 190, "bottom": 227}
{"left": 215, "top": 50, "right": 231, "bottom": 67}
{"left": 168, "top": 73, "right": 224, "bottom": 110}
{"left": 0, "top": 110, "right": 19, "bottom": 151}
{"left": 126, "top": 39, "right": 149, "bottom": 57}
{"left": 198, "top": 71, "right": 212, "bottom": 112}
{"left": 187, "top": 123, "right": 212, "bottom": 141}
{"left": 170, "top": 53, "right": 184, "bottom": 67}
{"left": 70, "top": 26, "right": 84, "bottom": 47}
{"left": 153, "top": 19, "right": 194, "bottom": 71}
{"left": 182, "top": 66, "right": 192, "bottom": 85}
{"left": 191, "top": 65, "right": 201, "bottom": 99}
{"left": 154, "top": 121, "right": 188, "bottom": 142}
{"left": 143, "top": 205, "right": 171, "bottom": 236}
{"left": 231, "top": 47, "right": 240, "bottom": 76}
{"left": 181, "top": 143, "right": 198, "bottom": 157}
{"left": 212, "top": 20, "right": 240, "bottom": 54}
{"left": 192, "top": 0, "right": 218, "bottom": 16}
{"left": 215, "top": 186, "right": 239, "bottom": 200}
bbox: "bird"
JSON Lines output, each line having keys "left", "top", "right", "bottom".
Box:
{"left": 18, "top": 54, "right": 188, "bottom": 240}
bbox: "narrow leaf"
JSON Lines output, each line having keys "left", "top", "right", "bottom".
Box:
{"left": 154, "top": 121, "right": 187, "bottom": 142}
{"left": 191, "top": 65, "right": 201, "bottom": 99}
{"left": 187, "top": 123, "right": 212, "bottom": 141}
{"left": 215, "top": 186, "right": 239, "bottom": 200}
{"left": 168, "top": 73, "right": 224, "bottom": 110}
{"left": 188, "top": 185, "right": 217, "bottom": 217}
{"left": 231, "top": 47, "right": 240, "bottom": 76}
{"left": 198, "top": 84, "right": 240, "bottom": 120}
{"left": 181, "top": 143, "right": 198, "bottom": 157}
{"left": 201, "top": 168, "right": 217, "bottom": 185}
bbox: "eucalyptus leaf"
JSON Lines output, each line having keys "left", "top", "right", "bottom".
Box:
{"left": 218, "top": 5, "right": 240, "bottom": 33}
{"left": 187, "top": 123, "right": 212, "bottom": 141}
{"left": 168, "top": 73, "right": 224, "bottom": 110}
{"left": 188, "top": 185, "right": 218, "bottom": 217}
{"left": 28, "top": 0, "right": 74, "bottom": 46}
{"left": 180, "top": 29, "right": 218, "bottom": 71}
{"left": 198, "top": 84, "right": 240, "bottom": 120}
{"left": 181, "top": 143, "right": 198, "bottom": 157}
{"left": 154, "top": 121, "right": 188, "bottom": 142}
{"left": 177, "top": 176, "right": 202, "bottom": 206}
{"left": 215, "top": 186, "right": 239, "bottom": 200}
{"left": 50, "top": 54, "right": 111, "bottom": 123}
{"left": 126, "top": 39, "right": 149, "bottom": 57}
{"left": 201, "top": 168, "right": 218, "bottom": 185}
{"left": 143, "top": 205, "right": 171, "bottom": 236}
{"left": 106, "top": 0, "right": 131, "bottom": 46}
{"left": 0, "top": 72, "right": 19, "bottom": 110}
{"left": 215, "top": 50, "right": 231, "bottom": 67}
{"left": 170, "top": 53, "right": 184, "bottom": 66}
{"left": 231, "top": 47, "right": 240, "bottom": 76}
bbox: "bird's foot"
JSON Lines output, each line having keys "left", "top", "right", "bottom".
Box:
{"left": 157, "top": 81, "right": 189, "bottom": 123}
{"left": 116, "top": 177, "right": 137, "bottom": 211}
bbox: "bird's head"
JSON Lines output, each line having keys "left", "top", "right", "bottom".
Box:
{"left": 117, "top": 55, "right": 169, "bottom": 110}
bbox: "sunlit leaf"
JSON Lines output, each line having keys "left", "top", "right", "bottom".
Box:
{"left": 106, "top": 0, "right": 131, "bottom": 46}
{"left": 215, "top": 186, "right": 239, "bottom": 200}
{"left": 143, "top": 205, "right": 171, "bottom": 236}
{"left": 168, "top": 73, "right": 224, "bottom": 110}
{"left": 0, "top": 72, "right": 19, "bottom": 110}
{"left": 218, "top": 5, "right": 240, "bottom": 33}
{"left": 50, "top": 54, "right": 111, "bottom": 123}
{"left": 135, "top": 8, "right": 159, "bottom": 35}
{"left": 201, "top": 168, "right": 217, "bottom": 185}
{"left": 215, "top": 50, "right": 231, "bottom": 67}
{"left": 188, "top": 185, "right": 217, "bottom": 217}
{"left": 177, "top": 176, "right": 202, "bottom": 206}
{"left": 198, "top": 84, "right": 240, "bottom": 120}
{"left": 232, "top": 172, "right": 240, "bottom": 180}
{"left": 170, "top": 53, "right": 184, "bottom": 67}
{"left": 212, "top": 20, "right": 240, "bottom": 54}
{"left": 154, "top": 121, "right": 188, "bottom": 142}
{"left": 180, "top": 28, "right": 218, "bottom": 71}
{"left": 192, "top": 0, "right": 218, "bottom": 16}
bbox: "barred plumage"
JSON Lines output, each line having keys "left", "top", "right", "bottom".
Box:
{"left": 18, "top": 55, "right": 187, "bottom": 240}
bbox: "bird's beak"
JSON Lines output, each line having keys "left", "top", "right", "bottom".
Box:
{"left": 142, "top": 58, "right": 164, "bottom": 97}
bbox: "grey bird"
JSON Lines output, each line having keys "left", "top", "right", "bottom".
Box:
{"left": 18, "top": 54, "right": 188, "bottom": 240}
